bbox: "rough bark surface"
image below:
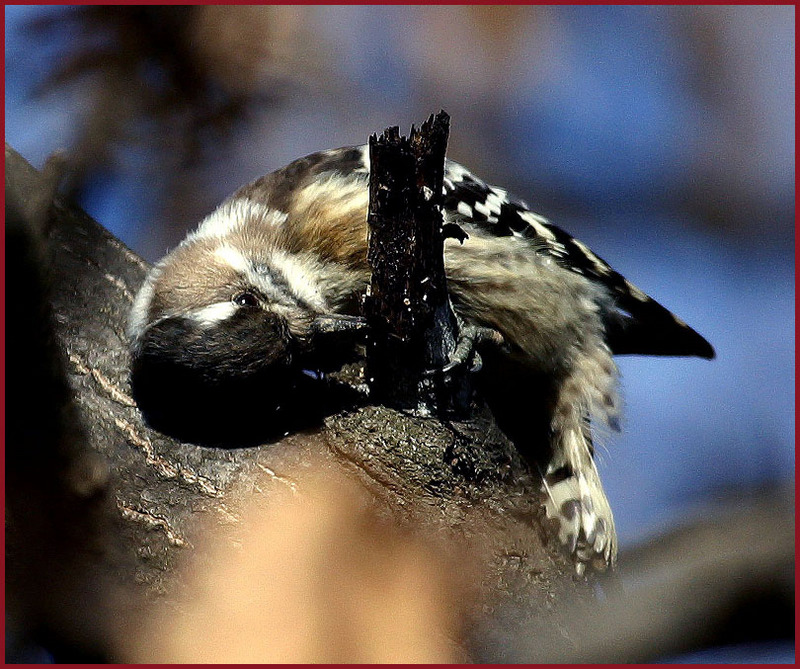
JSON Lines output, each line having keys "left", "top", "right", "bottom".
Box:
{"left": 364, "top": 112, "right": 460, "bottom": 410}
{"left": 5, "top": 144, "right": 588, "bottom": 661}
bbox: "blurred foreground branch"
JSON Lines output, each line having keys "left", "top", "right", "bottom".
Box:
{"left": 482, "top": 485, "right": 795, "bottom": 662}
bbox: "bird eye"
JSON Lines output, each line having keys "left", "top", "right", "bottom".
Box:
{"left": 233, "top": 291, "right": 260, "bottom": 308}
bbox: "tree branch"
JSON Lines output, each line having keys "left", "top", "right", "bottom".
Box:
{"left": 365, "top": 111, "right": 470, "bottom": 412}
{"left": 4, "top": 141, "right": 581, "bottom": 662}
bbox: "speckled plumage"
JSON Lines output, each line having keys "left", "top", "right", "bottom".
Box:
{"left": 128, "top": 145, "right": 714, "bottom": 572}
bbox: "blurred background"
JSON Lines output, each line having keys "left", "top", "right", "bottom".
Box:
{"left": 5, "top": 5, "right": 794, "bottom": 663}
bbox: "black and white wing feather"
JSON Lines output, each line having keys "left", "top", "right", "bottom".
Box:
{"left": 441, "top": 161, "right": 715, "bottom": 360}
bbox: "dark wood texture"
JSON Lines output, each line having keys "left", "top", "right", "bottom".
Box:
{"left": 364, "top": 111, "right": 468, "bottom": 412}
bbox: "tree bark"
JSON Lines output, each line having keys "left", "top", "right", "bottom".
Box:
{"left": 365, "top": 111, "right": 462, "bottom": 411}
{"left": 5, "top": 143, "right": 585, "bottom": 662}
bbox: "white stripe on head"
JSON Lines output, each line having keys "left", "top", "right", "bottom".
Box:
{"left": 190, "top": 198, "right": 288, "bottom": 242}
{"left": 266, "top": 251, "right": 327, "bottom": 311}
{"left": 188, "top": 301, "right": 239, "bottom": 326}
{"left": 213, "top": 241, "right": 328, "bottom": 312}
{"left": 212, "top": 245, "right": 289, "bottom": 306}
{"left": 214, "top": 245, "right": 252, "bottom": 274}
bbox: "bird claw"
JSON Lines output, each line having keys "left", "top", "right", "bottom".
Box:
{"left": 426, "top": 321, "right": 505, "bottom": 377}
{"left": 308, "top": 314, "right": 505, "bottom": 384}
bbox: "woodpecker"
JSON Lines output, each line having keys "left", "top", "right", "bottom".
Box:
{"left": 128, "top": 145, "right": 714, "bottom": 573}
